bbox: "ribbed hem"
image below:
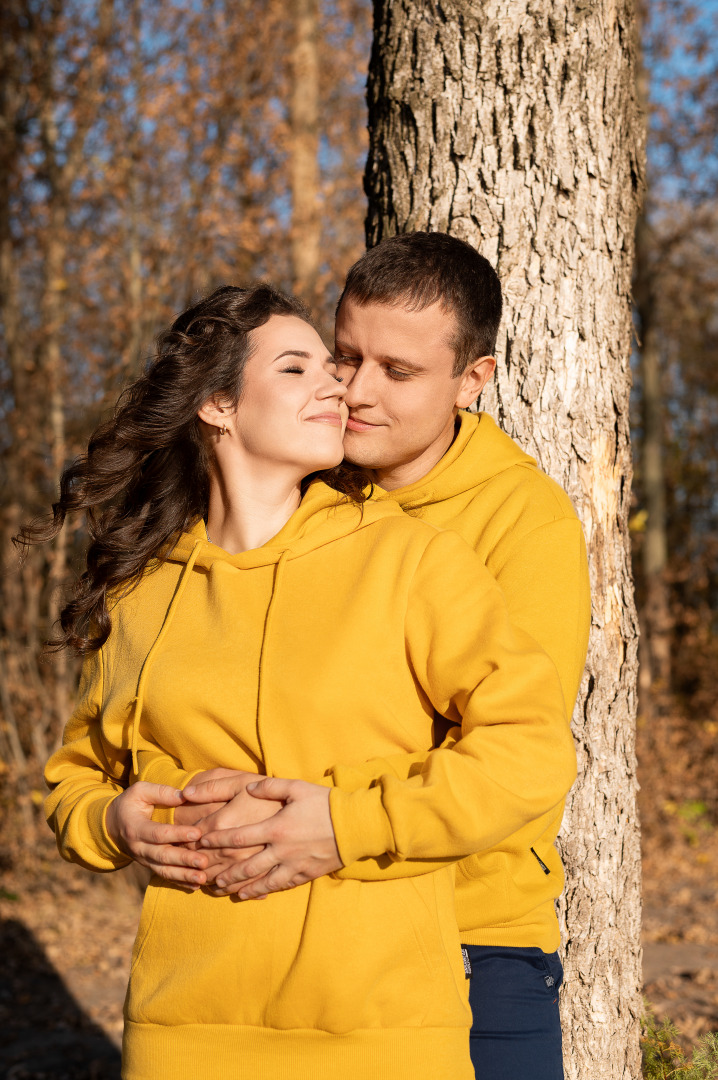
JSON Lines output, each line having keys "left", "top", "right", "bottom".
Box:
{"left": 328, "top": 786, "right": 395, "bottom": 867}
{"left": 93, "top": 795, "right": 132, "bottom": 867}
{"left": 458, "top": 918, "right": 560, "bottom": 953}
{"left": 122, "top": 1022, "right": 474, "bottom": 1080}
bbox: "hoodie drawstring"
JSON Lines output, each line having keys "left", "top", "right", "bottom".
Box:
{"left": 254, "top": 549, "right": 289, "bottom": 778}
{"left": 130, "top": 538, "right": 205, "bottom": 777}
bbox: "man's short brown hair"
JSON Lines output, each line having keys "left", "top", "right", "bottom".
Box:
{"left": 337, "top": 232, "right": 502, "bottom": 376}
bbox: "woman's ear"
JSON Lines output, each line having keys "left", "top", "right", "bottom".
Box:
{"left": 197, "top": 397, "right": 233, "bottom": 432}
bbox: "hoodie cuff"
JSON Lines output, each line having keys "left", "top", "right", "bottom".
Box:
{"left": 92, "top": 795, "right": 132, "bottom": 868}
{"left": 328, "top": 786, "right": 396, "bottom": 867}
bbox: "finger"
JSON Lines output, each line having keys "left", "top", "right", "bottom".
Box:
{"left": 128, "top": 819, "right": 203, "bottom": 847}
{"left": 200, "top": 823, "right": 274, "bottom": 850}
{"left": 246, "top": 777, "right": 295, "bottom": 801}
{"left": 137, "top": 842, "right": 210, "bottom": 871}
{"left": 143, "top": 860, "right": 208, "bottom": 887}
{"left": 181, "top": 776, "right": 257, "bottom": 803}
{"left": 206, "top": 871, "right": 270, "bottom": 897}
{"left": 149, "top": 823, "right": 205, "bottom": 845}
{"left": 213, "top": 849, "right": 278, "bottom": 888}
{"left": 239, "top": 866, "right": 309, "bottom": 900}
{"left": 134, "top": 782, "right": 186, "bottom": 809}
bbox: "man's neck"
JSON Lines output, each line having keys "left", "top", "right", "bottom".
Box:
{"left": 374, "top": 415, "right": 460, "bottom": 492}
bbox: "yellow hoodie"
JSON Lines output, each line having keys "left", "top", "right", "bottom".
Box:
{"left": 326, "top": 412, "right": 591, "bottom": 952}
{"left": 45, "top": 480, "right": 574, "bottom": 1080}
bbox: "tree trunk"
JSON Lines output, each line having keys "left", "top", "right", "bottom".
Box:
{"left": 37, "top": 0, "right": 114, "bottom": 741}
{"left": 635, "top": 219, "right": 671, "bottom": 700}
{"left": 365, "top": 3, "right": 645, "bottom": 1076}
{"left": 123, "top": 0, "right": 146, "bottom": 376}
{"left": 290, "top": 0, "right": 320, "bottom": 303}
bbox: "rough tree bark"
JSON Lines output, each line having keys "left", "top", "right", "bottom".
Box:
{"left": 290, "top": 0, "right": 321, "bottom": 303}
{"left": 365, "top": 2, "right": 645, "bottom": 1077}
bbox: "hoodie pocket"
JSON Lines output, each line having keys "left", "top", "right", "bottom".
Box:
{"left": 125, "top": 871, "right": 470, "bottom": 1035}
{"left": 265, "top": 873, "right": 470, "bottom": 1033}
{"left": 128, "top": 877, "right": 164, "bottom": 978}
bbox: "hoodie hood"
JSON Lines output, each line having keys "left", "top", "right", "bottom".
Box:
{"left": 166, "top": 479, "right": 397, "bottom": 570}
{"left": 379, "top": 411, "right": 536, "bottom": 510}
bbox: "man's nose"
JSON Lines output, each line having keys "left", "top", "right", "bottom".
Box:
{"left": 344, "top": 364, "right": 377, "bottom": 407}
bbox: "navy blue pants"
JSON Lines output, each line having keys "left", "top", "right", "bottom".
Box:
{"left": 463, "top": 945, "right": 564, "bottom": 1080}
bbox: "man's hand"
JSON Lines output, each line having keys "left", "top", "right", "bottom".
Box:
{"left": 105, "top": 782, "right": 209, "bottom": 887}
{"left": 197, "top": 778, "right": 343, "bottom": 899}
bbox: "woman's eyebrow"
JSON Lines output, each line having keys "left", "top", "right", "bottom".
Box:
{"left": 273, "top": 349, "right": 337, "bottom": 364}
{"left": 274, "top": 350, "right": 312, "bottom": 361}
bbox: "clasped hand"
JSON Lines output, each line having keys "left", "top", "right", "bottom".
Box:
{"left": 105, "top": 770, "right": 343, "bottom": 898}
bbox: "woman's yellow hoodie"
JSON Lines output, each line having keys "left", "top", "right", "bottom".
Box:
{"left": 45, "top": 481, "right": 575, "bottom": 1080}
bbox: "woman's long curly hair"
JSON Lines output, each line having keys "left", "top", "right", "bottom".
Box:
{"left": 16, "top": 283, "right": 369, "bottom": 655}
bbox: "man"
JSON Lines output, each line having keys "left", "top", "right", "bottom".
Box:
{"left": 131, "top": 233, "right": 590, "bottom": 1078}
{"left": 327, "top": 233, "right": 590, "bottom": 1077}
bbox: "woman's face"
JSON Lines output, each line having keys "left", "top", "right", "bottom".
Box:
{"left": 225, "top": 315, "right": 348, "bottom": 478}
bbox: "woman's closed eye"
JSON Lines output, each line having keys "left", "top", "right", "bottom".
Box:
{"left": 281, "top": 366, "right": 305, "bottom": 374}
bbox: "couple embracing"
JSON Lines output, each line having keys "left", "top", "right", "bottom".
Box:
{"left": 38, "top": 232, "right": 590, "bottom": 1079}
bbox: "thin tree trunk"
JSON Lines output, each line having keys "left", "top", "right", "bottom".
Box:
{"left": 290, "top": 0, "right": 320, "bottom": 303}
{"left": 123, "top": 0, "right": 145, "bottom": 375}
{"left": 37, "top": 0, "right": 114, "bottom": 740}
{"left": 365, "top": 3, "right": 645, "bottom": 1076}
{"left": 635, "top": 218, "right": 671, "bottom": 698}
{"left": 0, "top": 1, "right": 44, "bottom": 761}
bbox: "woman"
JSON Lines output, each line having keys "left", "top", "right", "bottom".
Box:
{"left": 34, "top": 284, "right": 569, "bottom": 1080}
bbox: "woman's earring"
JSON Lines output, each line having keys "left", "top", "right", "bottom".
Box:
{"left": 219, "top": 425, "right": 228, "bottom": 436}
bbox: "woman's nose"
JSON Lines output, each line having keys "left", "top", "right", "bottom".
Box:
{"left": 318, "top": 371, "right": 347, "bottom": 400}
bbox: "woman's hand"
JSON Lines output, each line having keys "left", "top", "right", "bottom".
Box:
{"left": 191, "top": 786, "right": 285, "bottom": 884}
{"left": 197, "top": 778, "right": 343, "bottom": 898}
{"left": 178, "top": 771, "right": 283, "bottom": 884}
{"left": 104, "top": 782, "right": 209, "bottom": 887}
{"left": 173, "top": 768, "right": 250, "bottom": 830}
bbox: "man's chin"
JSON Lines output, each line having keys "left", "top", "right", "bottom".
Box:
{"left": 341, "top": 442, "right": 385, "bottom": 470}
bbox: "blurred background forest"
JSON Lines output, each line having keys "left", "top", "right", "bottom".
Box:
{"left": 0, "top": 0, "right": 717, "bottom": 1069}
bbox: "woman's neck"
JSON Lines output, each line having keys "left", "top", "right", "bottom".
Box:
{"left": 205, "top": 466, "right": 303, "bottom": 554}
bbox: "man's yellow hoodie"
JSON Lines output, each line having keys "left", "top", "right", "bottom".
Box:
{"left": 326, "top": 412, "right": 591, "bottom": 953}
{"left": 45, "top": 480, "right": 575, "bottom": 1080}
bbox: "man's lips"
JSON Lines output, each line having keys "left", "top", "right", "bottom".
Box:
{"left": 346, "top": 416, "right": 381, "bottom": 432}
{"left": 305, "top": 413, "right": 344, "bottom": 426}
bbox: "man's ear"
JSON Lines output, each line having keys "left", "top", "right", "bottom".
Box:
{"left": 454, "top": 356, "right": 496, "bottom": 409}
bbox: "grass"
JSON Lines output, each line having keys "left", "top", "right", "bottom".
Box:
{"left": 642, "top": 1005, "right": 718, "bottom": 1078}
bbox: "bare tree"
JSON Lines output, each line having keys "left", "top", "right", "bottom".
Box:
{"left": 634, "top": 212, "right": 671, "bottom": 698}
{"left": 364, "top": 2, "right": 645, "bottom": 1076}
{"left": 290, "top": 0, "right": 321, "bottom": 303}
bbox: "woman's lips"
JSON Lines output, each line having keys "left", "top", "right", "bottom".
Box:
{"left": 305, "top": 413, "right": 343, "bottom": 426}
{"left": 346, "top": 417, "right": 379, "bottom": 432}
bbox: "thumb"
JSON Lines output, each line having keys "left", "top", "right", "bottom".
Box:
{"left": 134, "top": 781, "right": 185, "bottom": 808}
{"left": 246, "top": 776, "right": 293, "bottom": 801}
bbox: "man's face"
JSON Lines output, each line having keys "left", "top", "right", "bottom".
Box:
{"left": 334, "top": 297, "right": 494, "bottom": 490}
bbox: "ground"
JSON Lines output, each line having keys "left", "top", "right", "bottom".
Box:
{"left": 1, "top": 705, "right": 716, "bottom": 1076}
